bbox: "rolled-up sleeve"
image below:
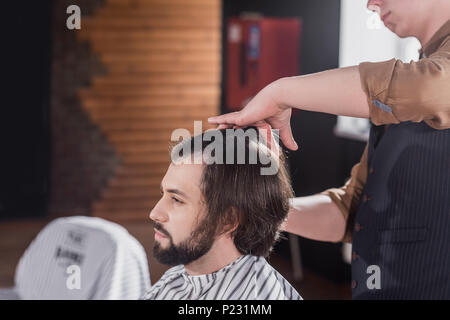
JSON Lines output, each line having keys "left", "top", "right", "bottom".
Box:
{"left": 321, "top": 145, "right": 369, "bottom": 243}
{"left": 359, "top": 38, "right": 450, "bottom": 130}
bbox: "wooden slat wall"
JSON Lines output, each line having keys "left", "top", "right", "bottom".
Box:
{"left": 78, "top": 0, "right": 221, "bottom": 221}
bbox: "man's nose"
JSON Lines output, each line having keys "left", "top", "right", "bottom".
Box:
{"left": 367, "top": 0, "right": 382, "bottom": 13}
{"left": 149, "top": 199, "right": 168, "bottom": 223}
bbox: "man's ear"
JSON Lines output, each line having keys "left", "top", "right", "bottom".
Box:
{"left": 222, "top": 206, "right": 239, "bottom": 236}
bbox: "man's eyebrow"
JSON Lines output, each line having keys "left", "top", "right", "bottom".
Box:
{"left": 160, "top": 184, "right": 189, "bottom": 200}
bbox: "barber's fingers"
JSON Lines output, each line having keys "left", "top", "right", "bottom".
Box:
{"left": 229, "top": 120, "right": 278, "bottom": 152}
{"left": 216, "top": 124, "right": 234, "bottom": 130}
{"left": 252, "top": 120, "right": 272, "bottom": 131}
{"left": 278, "top": 123, "right": 299, "bottom": 151}
{"left": 208, "top": 111, "right": 243, "bottom": 126}
{"left": 215, "top": 123, "right": 265, "bottom": 130}
{"left": 234, "top": 120, "right": 298, "bottom": 152}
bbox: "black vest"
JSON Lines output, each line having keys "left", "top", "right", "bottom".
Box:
{"left": 351, "top": 121, "right": 450, "bottom": 299}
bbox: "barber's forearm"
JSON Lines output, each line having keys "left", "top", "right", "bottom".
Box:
{"left": 282, "top": 194, "right": 346, "bottom": 243}
{"left": 275, "top": 66, "right": 370, "bottom": 118}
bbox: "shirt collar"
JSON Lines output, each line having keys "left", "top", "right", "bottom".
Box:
{"left": 420, "top": 19, "right": 450, "bottom": 58}
{"left": 181, "top": 254, "right": 248, "bottom": 283}
{"left": 180, "top": 255, "right": 249, "bottom": 296}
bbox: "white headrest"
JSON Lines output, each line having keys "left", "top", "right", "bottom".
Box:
{"left": 14, "top": 216, "right": 150, "bottom": 299}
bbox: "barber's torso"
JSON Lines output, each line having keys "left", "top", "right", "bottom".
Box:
{"left": 351, "top": 122, "right": 450, "bottom": 299}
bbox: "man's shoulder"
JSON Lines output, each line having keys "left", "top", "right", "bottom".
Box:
{"left": 141, "top": 264, "right": 185, "bottom": 300}
{"left": 241, "top": 255, "right": 288, "bottom": 280}
{"left": 239, "top": 255, "right": 302, "bottom": 300}
{"left": 155, "top": 264, "right": 185, "bottom": 284}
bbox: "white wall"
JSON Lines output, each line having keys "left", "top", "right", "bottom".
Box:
{"left": 335, "top": 0, "right": 421, "bottom": 143}
{"left": 339, "top": 0, "right": 420, "bottom": 67}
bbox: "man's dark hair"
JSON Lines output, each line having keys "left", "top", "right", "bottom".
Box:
{"left": 169, "top": 126, "right": 293, "bottom": 257}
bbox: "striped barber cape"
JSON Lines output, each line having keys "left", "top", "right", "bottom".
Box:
{"left": 142, "top": 255, "right": 302, "bottom": 300}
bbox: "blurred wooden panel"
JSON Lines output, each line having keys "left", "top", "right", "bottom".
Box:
{"left": 122, "top": 156, "right": 171, "bottom": 165}
{"left": 109, "top": 176, "right": 162, "bottom": 187}
{"left": 106, "top": 130, "right": 191, "bottom": 142}
{"left": 88, "top": 110, "right": 215, "bottom": 121}
{"left": 99, "top": 52, "right": 219, "bottom": 65}
{"left": 103, "top": 62, "right": 220, "bottom": 74}
{"left": 91, "top": 40, "right": 220, "bottom": 52}
{"left": 79, "top": 30, "right": 220, "bottom": 41}
{"left": 82, "top": 96, "right": 218, "bottom": 109}
{"left": 97, "top": 6, "right": 218, "bottom": 18}
{"left": 105, "top": 0, "right": 220, "bottom": 8}
{"left": 115, "top": 144, "right": 172, "bottom": 155}
{"left": 83, "top": 17, "right": 220, "bottom": 29}
{"left": 97, "top": 119, "right": 211, "bottom": 131}
{"left": 92, "top": 73, "right": 219, "bottom": 86}
{"left": 94, "top": 209, "right": 153, "bottom": 221}
{"left": 79, "top": 0, "right": 221, "bottom": 221}
{"left": 93, "top": 199, "right": 159, "bottom": 211}
{"left": 101, "top": 186, "right": 159, "bottom": 199}
{"left": 106, "top": 129, "right": 207, "bottom": 145}
{"left": 115, "top": 164, "right": 169, "bottom": 176}
{"left": 80, "top": 86, "right": 219, "bottom": 98}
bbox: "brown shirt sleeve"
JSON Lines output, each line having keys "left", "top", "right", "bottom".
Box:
{"left": 359, "top": 36, "right": 450, "bottom": 130}
{"left": 321, "top": 144, "right": 369, "bottom": 243}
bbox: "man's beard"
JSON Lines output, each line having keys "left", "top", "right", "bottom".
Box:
{"left": 152, "top": 220, "right": 215, "bottom": 266}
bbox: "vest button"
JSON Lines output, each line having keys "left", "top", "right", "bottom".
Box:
{"left": 351, "top": 280, "right": 357, "bottom": 289}
{"left": 369, "top": 167, "right": 375, "bottom": 174}
{"left": 352, "top": 251, "right": 359, "bottom": 261}
{"left": 355, "top": 223, "right": 362, "bottom": 232}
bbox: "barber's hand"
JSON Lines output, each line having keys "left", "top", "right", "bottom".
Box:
{"left": 208, "top": 80, "right": 299, "bottom": 151}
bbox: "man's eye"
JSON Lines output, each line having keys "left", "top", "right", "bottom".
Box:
{"left": 172, "top": 197, "right": 183, "bottom": 204}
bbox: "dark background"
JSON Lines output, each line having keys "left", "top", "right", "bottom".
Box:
{"left": 0, "top": 2, "right": 53, "bottom": 220}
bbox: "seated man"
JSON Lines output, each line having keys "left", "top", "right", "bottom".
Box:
{"left": 143, "top": 127, "right": 302, "bottom": 300}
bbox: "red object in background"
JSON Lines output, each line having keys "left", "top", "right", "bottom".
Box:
{"left": 226, "top": 17, "right": 302, "bottom": 112}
